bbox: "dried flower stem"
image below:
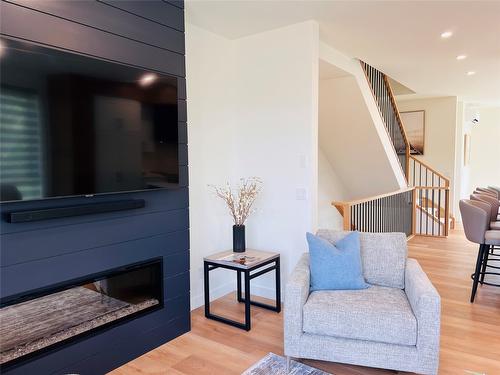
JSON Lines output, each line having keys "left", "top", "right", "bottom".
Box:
{"left": 210, "top": 177, "right": 262, "bottom": 225}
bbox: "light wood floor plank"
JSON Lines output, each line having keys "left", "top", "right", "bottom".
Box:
{"left": 112, "top": 228, "right": 500, "bottom": 374}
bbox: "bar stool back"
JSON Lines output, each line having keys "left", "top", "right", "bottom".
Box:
{"left": 474, "top": 188, "right": 497, "bottom": 198}
{"left": 477, "top": 187, "right": 499, "bottom": 199}
{"left": 470, "top": 193, "right": 500, "bottom": 224}
{"left": 488, "top": 186, "right": 500, "bottom": 195}
{"left": 459, "top": 199, "right": 500, "bottom": 302}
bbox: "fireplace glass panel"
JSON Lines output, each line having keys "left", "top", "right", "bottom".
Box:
{"left": 0, "top": 259, "right": 162, "bottom": 365}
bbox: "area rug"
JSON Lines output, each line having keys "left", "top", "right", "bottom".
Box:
{"left": 242, "top": 353, "right": 331, "bottom": 375}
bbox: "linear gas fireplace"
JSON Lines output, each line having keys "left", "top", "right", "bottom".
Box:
{"left": 0, "top": 259, "right": 163, "bottom": 366}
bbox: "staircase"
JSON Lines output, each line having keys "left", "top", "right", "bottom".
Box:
{"left": 333, "top": 62, "right": 451, "bottom": 237}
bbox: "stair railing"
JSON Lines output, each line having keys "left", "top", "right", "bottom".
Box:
{"left": 413, "top": 186, "right": 450, "bottom": 237}
{"left": 333, "top": 62, "right": 453, "bottom": 237}
{"left": 333, "top": 187, "right": 415, "bottom": 237}
{"left": 360, "top": 61, "right": 410, "bottom": 177}
{"left": 409, "top": 155, "right": 449, "bottom": 188}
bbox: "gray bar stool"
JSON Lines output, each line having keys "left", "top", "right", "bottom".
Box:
{"left": 477, "top": 187, "right": 499, "bottom": 198}
{"left": 470, "top": 193, "right": 500, "bottom": 230}
{"left": 459, "top": 199, "right": 500, "bottom": 302}
{"left": 488, "top": 186, "right": 500, "bottom": 196}
{"left": 474, "top": 189, "right": 500, "bottom": 220}
{"left": 469, "top": 193, "right": 500, "bottom": 280}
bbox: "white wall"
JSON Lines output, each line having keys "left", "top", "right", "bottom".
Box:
{"left": 397, "top": 97, "right": 458, "bottom": 214}
{"left": 319, "top": 43, "right": 407, "bottom": 191}
{"left": 231, "top": 21, "right": 319, "bottom": 299}
{"left": 319, "top": 75, "right": 402, "bottom": 200}
{"left": 318, "top": 147, "right": 346, "bottom": 229}
{"left": 453, "top": 101, "right": 465, "bottom": 221}
{"left": 468, "top": 106, "right": 500, "bottom": 192}
{"left": 458, "top": 104, "right": 471, "bottom": 221}
{"left": 186, "top": 23, "right": 238, "bottom": 308}
{"left": 186, "top": 21, "right": 320, "bottom": 308}
{"left": 456, "top": 105, "right": 500, "bottom": 221}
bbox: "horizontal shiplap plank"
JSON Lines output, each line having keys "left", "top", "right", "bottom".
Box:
{"left": 178, "top": 78, "right": 186, "bottom": 99}
{"left": 1, "top": 231, "right": 189, "bottom": 296}
{"left": 164, "top": 0, "right": 184, "bottom": 9}
{"left": 0, "top": 209, "right": 189, "bottom": 269}
{"left": 164, "top": 250, "right": 190, "bottom": 280}
{"left": 100, "top": 0, "right": 184, "bottom": 32}
{"left": 6, "top": 0, "right": 185, "bottom": 54}
{"left": 178, "top": 99, "right": 187, "bottom": 122}
{"left": 179, "top": 165, "right": 189, "bottom": 187}
{"left": 179, "top": 143, "right": 188, "bottom": 165}
{"left": 0, "top": 188, "right": 189, "bottom": 235}
{"left": 55, "top": 313, "right": 190, "bottom": 375}
{"left": 178, "top": 122, "right": 187, "bottom": 143}
{"left": 0, "top": 1, "right": 185, "bottom": 76}
{"left": 164, "top": 271, "right": 190, "bottom": 300}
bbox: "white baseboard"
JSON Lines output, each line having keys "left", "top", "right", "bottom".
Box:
{"left": 250, "top": 283, "right": 283, "bottom": 301}
{"left": 190, "top": 281, "right": 235, "bottom": 310}
{"left": 190, "top": 282, "right": 283, "bottom": 311}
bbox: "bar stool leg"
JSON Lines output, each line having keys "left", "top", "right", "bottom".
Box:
{"left": 471, "top": 244, "right": 485, "bottom": 303}
{"left": 480, "top": 245, "right": 490, "bottom": 284}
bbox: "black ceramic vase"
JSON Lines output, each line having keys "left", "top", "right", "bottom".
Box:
{"left": 232, "top": 225, "right": 246, "bottom": 253}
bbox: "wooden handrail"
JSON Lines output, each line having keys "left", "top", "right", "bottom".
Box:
{"left": 332, "top": 187, "right": 414, "bottom": 208}
{"left": 383, "top": 74, "right": 411, "bottom": 179}
{"left": 409, "top": 155, "right": 450, "bottom": 187}
{"left": 383, "top": 75, "right": 410, "bottom": 151}
{"left": 412, "top": 186, "right": 449, "bottom": 190}
{"left": 360, "top": 62, "right": 408, "bottom": 177}
{"left": 360, "top": 61, "right": 412, "bottom": 180}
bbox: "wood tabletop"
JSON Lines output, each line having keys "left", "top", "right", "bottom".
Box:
{"left": 204, "top": 249, "right": 279, "bottom": 269}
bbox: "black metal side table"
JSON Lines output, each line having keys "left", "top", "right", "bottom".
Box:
{"left": 203, "top": 249, "right": 281, "bottom": 331}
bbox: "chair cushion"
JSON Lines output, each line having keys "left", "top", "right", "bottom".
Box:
{"left": 316, "top": 230, "right": 407, "bottom": 289}
{"left": 485, "top": 230, "right": 500, "bottom": 245}
{"left": 303, "top": 286, "right": 417, "bottom": 346}
{"left": 490, "top": 221, "right": 500, "bottom": 230}
{"left": 307, "top": 232, "right": 369, "bottom": 291}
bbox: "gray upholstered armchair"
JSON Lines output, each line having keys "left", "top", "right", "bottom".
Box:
{"left": 284, "top": 230, "right": 441, "bottom": 375}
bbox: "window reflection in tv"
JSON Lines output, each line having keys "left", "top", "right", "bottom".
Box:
{"left": 0, "top": 38, "right": 179, "bottom": 202}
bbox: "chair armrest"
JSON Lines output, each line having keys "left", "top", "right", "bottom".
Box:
{"left": 405, "top": 258, "right": 441, "bottom": 355}
{"left": 284, "top": 253, "right": 310, "bottom": 351}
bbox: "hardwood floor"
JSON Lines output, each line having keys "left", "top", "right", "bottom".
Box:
{"left": 112, "top": 228, "right": 500, "bottom": 375}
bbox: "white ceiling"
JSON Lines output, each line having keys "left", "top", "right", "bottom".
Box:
{"left": 186, "top": 1, "right": 500, "bottom": 106}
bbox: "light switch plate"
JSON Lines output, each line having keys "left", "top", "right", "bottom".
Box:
{"left": 296, "top": 188, "right": 307, "bottom": 200}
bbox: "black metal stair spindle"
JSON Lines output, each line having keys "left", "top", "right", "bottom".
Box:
{"left": 438, "top": 189, "right": 442, "bottom": 236}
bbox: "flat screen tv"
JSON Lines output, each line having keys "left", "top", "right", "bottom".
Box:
{"left": 0, "top": 38, "right": 179, "bottom": 203}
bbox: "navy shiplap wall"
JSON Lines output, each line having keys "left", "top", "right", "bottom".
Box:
{"left": 0, "top": 1, "right": 189, "bottom": 373}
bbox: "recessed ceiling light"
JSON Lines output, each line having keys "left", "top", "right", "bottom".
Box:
{"left": 456, "top": 55, "right": 467, "bottom": 60}
{"left": 440, "top": 31, "right": 453, "bottom": 39}
{"left": 467, "top": 71, "right": 476, "bottom": 76}
{"left": 139, "top": 73, "right": 157, "bottom": 86}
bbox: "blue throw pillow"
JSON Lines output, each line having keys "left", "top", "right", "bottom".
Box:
{"left": 307, "top": 231, "right": 369, "bottom": 291}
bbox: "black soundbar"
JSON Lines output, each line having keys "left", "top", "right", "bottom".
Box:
{"left": 7, "top": 199, "right": 146, "bottom": 223}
